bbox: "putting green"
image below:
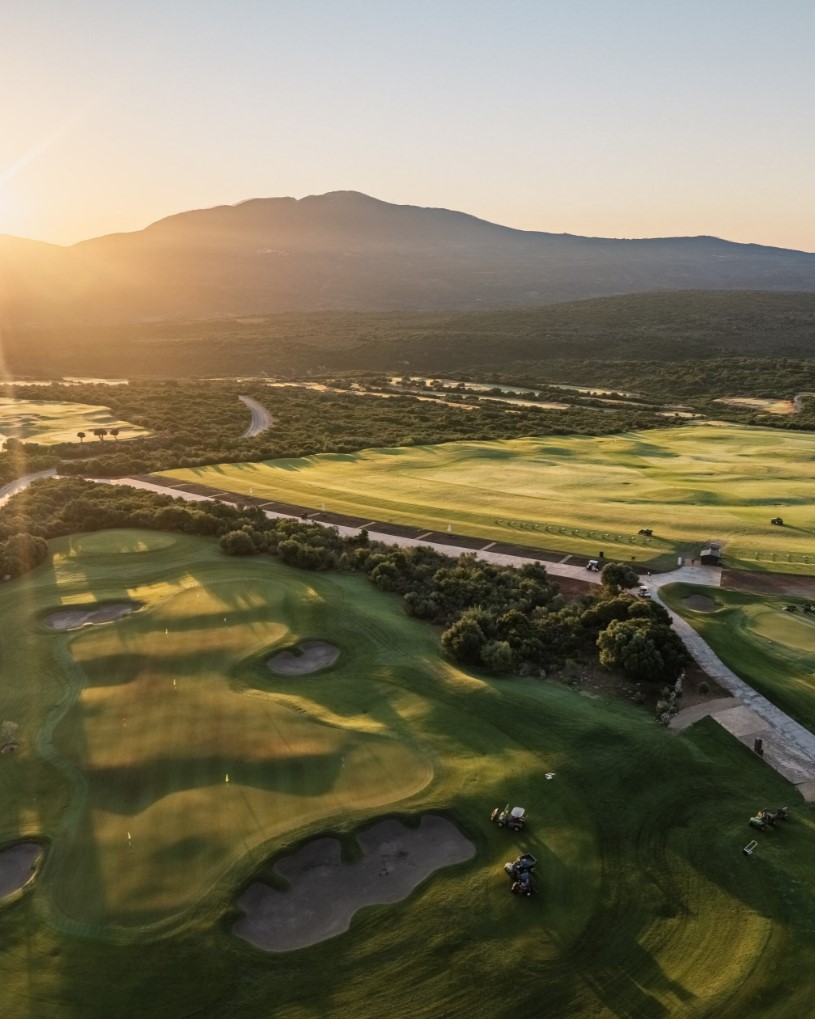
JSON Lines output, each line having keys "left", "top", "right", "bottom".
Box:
{"left": 0, "top": 396, "right": 147, "bottom": 445}
{"left": 161, "top": 424, "right": 815, "bottom": 572}
{"left": 1, "top": 530, "right": 814, "bottom": 1017}
{"left": 663, "top": 583, "right": 815, "bottom": 733}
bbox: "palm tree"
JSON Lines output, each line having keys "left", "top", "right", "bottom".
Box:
{"left": 77, "top": 431, "right": 86, "bottom": 444}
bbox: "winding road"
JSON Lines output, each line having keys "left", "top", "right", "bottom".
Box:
{"left": 239, "top": 396, "right": 274, "bottom": 438}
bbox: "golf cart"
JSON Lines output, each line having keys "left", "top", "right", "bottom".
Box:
{"left": 586, "top": 560, "right": 600, "bottom": 572}
{"left": 504, "top": 853, "right": 537, "bottom": 896}
{"left": 749, "top": 807, "right": 790, "bottom": 831}
{"left": 490, "top": 805, "right": 527, "bottom": 831}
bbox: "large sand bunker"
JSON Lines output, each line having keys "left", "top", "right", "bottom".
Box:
{"left": 682, "top": 594, "right": 718, "bottom": 612}
{"left": 267, "top": 640, "right": 339, "bottom": 675}
{"left": 43, "top": 601, "right": 142, "bottom": 631}
{"left": 0, "top": 842, "right": 44, "bottom": 900}
{"left": 234, "top": 814, "right": 475, "bottom": 952}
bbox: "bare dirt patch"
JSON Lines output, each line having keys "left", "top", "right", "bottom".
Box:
{"left": 233, "top": 814, "right": 474, "bottom": 952}
{"left": 0, "top": 842, "right": 43, "bottom": 900}
{"left": 267, "top": 640, "right": 339, "bottom": 675}
{"left": 721, "top": 568, "right": 815, "bottom": 599}
{"left": 43, "top": 600, "right": 143, "bottom": 631}
{"left": 682, "top": 594, "right": 718, "bottom": 612}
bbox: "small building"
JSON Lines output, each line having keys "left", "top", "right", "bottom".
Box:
{"left": 700, "top": 544, "right": 721, "bottom": 566}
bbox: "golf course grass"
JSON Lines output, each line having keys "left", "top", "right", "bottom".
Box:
{"left": 0, "top": 396, "right": 147, "bottom": 445}
{"left": 0, "top": 529, "right": 814, "bottom": 1017}
{"left": 662, "top": 583, "right": 815, "bottom": 735}
{"left": 161, "top": 423, "right": 815, "bottom": 573}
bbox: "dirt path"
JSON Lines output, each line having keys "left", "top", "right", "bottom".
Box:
{"left": 239, "top": 396, "right": 274, "bottom": 438}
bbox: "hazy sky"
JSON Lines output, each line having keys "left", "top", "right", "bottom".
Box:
{"left": 2, "top": 0, "right": 813, "bottom": 249}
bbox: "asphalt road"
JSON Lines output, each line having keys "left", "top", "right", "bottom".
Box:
{"left": 239, "top": 396, "right": 274, "bottom": 437}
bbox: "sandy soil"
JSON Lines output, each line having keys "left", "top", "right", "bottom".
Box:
{"left": 43, "top": 600, "right": 143, "bottom": 631}
{"left": 233, "top": 814, "right": 474, "bottom": 952}
{"left": 267, "top": 640, "right": 339, "bottom": 675}
{"left": 0, "top": 842, "right": 43, "bottom": 899}
{"left": 682, "top": 594, "right": 718, "bottom": 612}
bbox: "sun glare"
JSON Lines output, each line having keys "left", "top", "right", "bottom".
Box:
{"left": 0, "top": 186, "right": 15, "bottom": 235}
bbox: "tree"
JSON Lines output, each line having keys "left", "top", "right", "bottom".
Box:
{"left": 441, "top": 608, "right": 491, "bottom": 665}
{"left": 480, "top": 639, "right": 515, "bottom": 673}
{"left": 77, "top": 431, "right": 86, "bottom": 444}
{"left": 219, "top": 530, "right": 257, "bottom": 555}
{"left": 92, "top": 428, "right": 108, "bottom": 441}
{"left": 600, "top": 561, "right": 639, "bottom": 594}
{"left": 597, "top": 618, "right": 664, "bottom": 680}
{"left": 110, "top": 428, "right": 120, "bottom": 441}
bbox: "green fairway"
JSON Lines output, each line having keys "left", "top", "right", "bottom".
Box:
{"left": 662, "top": 583, "right": 815, "bottom": 734}
{"left": 0, "top": 396, "right": 147, "bottom": 445}
{"left": 161, "top": 424, "right": 815, "bottom": 572}
{"left": 1, "top": 530, "right": 814, "bottom": 1017}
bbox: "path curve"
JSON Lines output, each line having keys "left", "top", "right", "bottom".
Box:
{"left": 648, "top": 570, "right": 815, "bottom": 798}
{"left": 0, "top": 467, "right": 57, "bottom": 508}
{"left": 239, "top": 396, "right": 274, "bottom": 438}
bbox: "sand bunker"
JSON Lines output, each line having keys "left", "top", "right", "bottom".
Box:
{"left": 0, "top": 842, "right": 43, "bottom": 900}
{"left": 683, "top": 594, "right": 718, "bottom": 612}
{"left": 234, "top": 814, "right": 474, "bottom": 952}
{"left": 267, "top": 640, "right": 339, "bottom": 675}
{"left": 43, "top": 600, "right": 142, "bottom": 631}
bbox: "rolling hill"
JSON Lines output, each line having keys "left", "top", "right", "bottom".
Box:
{"left": 2, "top": 191, "right": 815, "bottom": 324}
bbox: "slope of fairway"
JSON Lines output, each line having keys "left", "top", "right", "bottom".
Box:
{"left": 663, "top": 583, "right": 815, "bottom": 734}
{"left": 162, "top": 424, "right": 815, "bottom": 572}
{"left": 5, "top": 530, "right": 432, "bottom": 930}
{"left": 1, "top": 530, "right": 814, "bottom": 1018}
{"left": 0, "top": 397, "right": 148, "bottom": 445}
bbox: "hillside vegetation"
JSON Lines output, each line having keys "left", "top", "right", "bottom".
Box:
{"left": 3, "top": 291, "right": 815, "bottom": 379}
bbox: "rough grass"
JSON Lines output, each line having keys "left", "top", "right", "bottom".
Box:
{"left": 0, "top": 531, "right": 813, "bottom": 1017}
{"left": 662, "top": 582, "right": 815, "bottom": 734}
{"left": 0, "top": 396, "right": 147, "bottom": 445}
{"left": 164, "top": 423, "right": 815, "bottom": 572}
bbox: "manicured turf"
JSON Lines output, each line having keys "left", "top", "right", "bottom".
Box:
{"left": 162, "top": 424, "right": 815, "bottom": 572}
{"left": 1, "top": 530, "right": 814, "bottom": 1018}
{"left": 0, "top": 396, "right": 147, "bottom": 445}
{"left": 662, "top": 582, "right": 815, "bottom": 735}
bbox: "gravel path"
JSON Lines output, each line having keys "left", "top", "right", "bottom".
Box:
{"left": 239, "top": 396, "right": 274, "bottom": 438}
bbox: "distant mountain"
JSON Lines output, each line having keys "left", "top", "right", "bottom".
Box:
{"left": 3, "top": 191, "right": 815, "bottom": 323}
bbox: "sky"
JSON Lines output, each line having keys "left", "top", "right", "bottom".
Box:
{"left": 1, "top": 0, "right": 813, "bottom": 250}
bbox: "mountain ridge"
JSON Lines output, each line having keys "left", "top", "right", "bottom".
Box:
{"left": 2, "top": 191, "right": 814, "bottom": 324}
